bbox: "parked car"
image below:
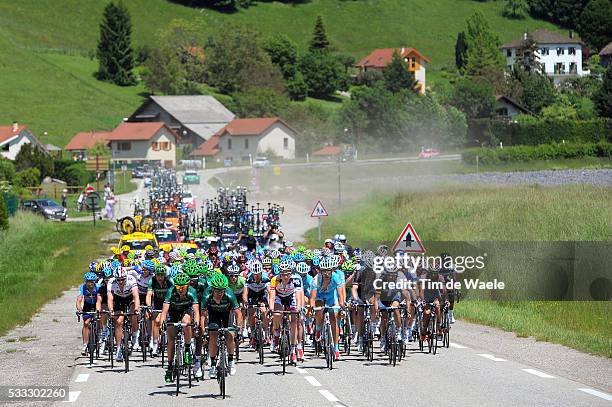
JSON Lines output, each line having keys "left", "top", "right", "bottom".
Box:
{"left": 253, "top": 156, "right": 271, "bottom": 168}
{"left": 21, "top": 199, "right": 67, "bottom": 221}
{"left": 418, "top": 148, "right": 440, "bottom": 159}
{"left": 182, "top": 170, "right": 200, "bottom": 185}
{"left": 131, "top": 167, "right": 144, "bottom": 178}
{"left": 143, "top": 177, "right": 152, "bottom": 188}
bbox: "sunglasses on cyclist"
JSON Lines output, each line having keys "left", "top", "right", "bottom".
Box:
{"left": 175, "top": 284, "right": 189, "bottom": 289}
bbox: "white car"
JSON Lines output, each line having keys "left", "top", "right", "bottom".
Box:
{"left": 253, "top": 157, "right": 270, "bottom": 168}
{"left": 182, "top": 191, "right": 197, "bottom": 211}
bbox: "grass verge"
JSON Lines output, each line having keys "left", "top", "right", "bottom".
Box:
{"left": 0, "top": 212, "right": 113, "bottom": 336}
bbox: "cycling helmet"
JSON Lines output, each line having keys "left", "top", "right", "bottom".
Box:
{"left": 103, "top": 266, "right": 113, "bottom": 279}
{"left": 145, "top": 249, "right": 156, "bottom": 259}
{"left": 84, "top": 272, "right": 98, "bottom": 281}
{"left": 338, "top": 234, "right": 347, "bottom": 241}
{"left": 145, "top": 245, "right": 154, "bottom": 251}
{"left": 142, "top": 260, "right": 155, "bottom": 272}
{"left": 210, "top": 273, "right": 229, "bottom": 290}
{"left": 227, "top": 264, "right": 240, "bottom": 276}
{"left": 154, "top": 264, "right": 167, "bottom": 275}
{"left": 311, "top": 256, "right": 321, "bottom": 267}
{"left": 121, "top": 245, "right": 130, "bottom": 252}
{"left": 272, "top": 258, "right": 280, "bottom": 266}
{"left": 296, "top": 262, "right": 310, "bottom": 275}
{"left": 279, "top": 259, "right": 294, "bottom": 271}
{"left": 123, "top": 259, "right": 131, "bottom": 267}
{"left": 319, "top": 257, "right": 333, "bottom": 270}
{"left": 313, "top": 248, "right": 322, "bottom": 256}
{"left": 169, "top": 264, "right": 182, "bottom": 279}
{"left": 196, "top": 263, "right": 208, "bottom": 276}
{"left": 208, "top": 245, "right": 218, "bottom": 255}
{"left": 323, "top": 247, "right": 332, "bottom": 256}
{"left": 341, "top": 260, "right": 354, "bottom": 272}
{"left": 111, "top": 247, "right": 121, "bottom": 255}
{"left": 334, "top": 242, "right": 345, "bottom": 253}
{"left": 114, "top": 267, "right": 127, "bottom": 279}
{"left": 297, "top": 245, "right": 306, "bottom": 252}
{"left": 168, "top": 251, "right": 180, "bottom": 261}
{"left": 331, "top": 255, "right": 342, "bottom": 269}
{"left": 183, "top": 261, "right": 199, "bottom": 278}
{"left": 292, "top": 252, "right": 305, "bottom": 262}
{"left": 250, "top": 261, "right": 263, "bottom": 274}
{"left": 89, "top": 262, "right": 98, "bottom": 273}
{"left": 173, "top": 273, "right": 190, "bottom": 286}
{"left": 262, "top": 257, "right": 272, "bottom": 267}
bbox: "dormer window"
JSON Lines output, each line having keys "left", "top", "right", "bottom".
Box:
{"left": 557, "top": 47, "right": 565, "bottom": 56}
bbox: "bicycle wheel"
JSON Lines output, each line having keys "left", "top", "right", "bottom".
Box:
{"left": 140, "top": 215, "right": 154, "bottom": 233}
{"left": 326, "top": 323, "right": 334, "bottom": 370}
{"left": 88, "top": 320, "right": 96, "bottom": 366}
{"left": 344, "top": 316, "right": 351, "bottom": 355}
{"left": 120, "top": 217, "right": 136, "bottom": 235}
{"left": 218, "top": 343, "right": 226, "bottom": 399}
{"left": 280, "top": 330, "right": 288, "bottom": 375}
{"left": 140, "top": 320, "right": 148, "bottom": 363}
{"left": 257, "top": 325, "right": 264, "bottom": 365}
{"left": 235, "top": 334, "right": 240, "bottom": 361}
{"left": 444, "top": 313, "right": 450, "bottom": 348}
{"left": 175, "top": 341, "right": 182, "bottom": 397}
{"left": 160, "top": 333, "right": 166, "bottom": 368}
{"left": 123, "top": 325, "right": 130, "bottom": 373}
{"left": 432, "top": 315, "right": 438, "bottom": 355}
{"left": 108, "top": 322, "right": 114, "bottom": 368}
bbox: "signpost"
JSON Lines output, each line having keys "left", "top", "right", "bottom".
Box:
{"left": 85, "top": 156, "right": 109, "bottom": 192}
{"left": 310, "top": 200, "right": 329, "bottom": 241}
{"left": 391, "top": 222, "right": 426, "bottom": 253}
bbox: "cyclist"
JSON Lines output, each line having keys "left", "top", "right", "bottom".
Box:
{"left": 201, "top": 273, "right": 242, "bottom": 378}
{"left": 295, "top": 262, "right": 313, "bottom": 359}
{"left": 418, "top": 265, "right": 446, "bottom": 341}
{"left": 133, "top": 259, "right": 155, "bottom": 351}
{"left": 76, "top": 272, "right": 100, "bottom": 356}
{"left": 310, "top": 257, "right": 345, "bottom": 361}
{"left": 244, "top": 261, "right": 270, "bottom": 348}
{"left": 107, "top": 266, "right": 140, "bottom": 362}
{"left": 269, "top": 259, "right": 303, "bottom": 364}
{"left": 159, "top": 272, "right": 200, "bottom": 383}
{"left": 146, "top": 263, "right": 172, "bottom": 357}
{"left": 95, "top": 265, "right": 114, "bottom": 354}
{"left": 439, "top": 252, "right": 458, "bottom": 323}
{"left": 374, "top": 264, "right": 410, "bottom": 353}
{"left": 184, "top": 260, "right": 207, "bottom": 379}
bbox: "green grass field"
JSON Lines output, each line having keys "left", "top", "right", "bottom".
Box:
{"left": 0, "top": 212, "right": 113, "bottom": 336}
{"left": 302, "top": 185, "right": 611, "bottom": 356}
{"left": 0, "top": 0, "right": 561, "bottom": 147}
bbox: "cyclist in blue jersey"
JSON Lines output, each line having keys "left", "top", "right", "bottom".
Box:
{"left": 76, "top": 272, "right": 100, "bottom": 355}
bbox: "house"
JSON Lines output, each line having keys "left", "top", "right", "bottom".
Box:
{"left": 107, "top": 122, "right": 178, "bottom": 167}
{"left": 599, "top": 42, "right": 612, "bottom": 68}
{"left": 501, "top": 30, "right": 589, "bottom": 85}
{"left": 355, "top": 47, "right": 429, "bottom": 94}
{"left": 191, "top": 118, "right": 296, "bottom": 162}
{"left": 0, "top": 122, "right": 47, "bottom": 160}
{"left": 128, "top": 95, "right": 235, "bottom": 146}
{"left": 64, "top": 131, "right": 112, "bottom": 161}
{"left": 494, "top": 95, "right": 534, "bottom": 120}
{"left": 313, "top": 144, "right": 343, "bottom": 158}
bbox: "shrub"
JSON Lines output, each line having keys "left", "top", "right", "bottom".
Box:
{"left": 462, "top": 142, "right": 612, "bottom": 164}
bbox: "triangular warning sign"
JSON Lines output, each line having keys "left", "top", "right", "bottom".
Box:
{"left": 310, "top": 200, "right": 328, "bottom": 217}
{"left": 391, "top": 223, "right": 426, "bottom": 253}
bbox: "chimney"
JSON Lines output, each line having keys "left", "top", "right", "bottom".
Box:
{"left": 401, "top": 47, "right": 405, "bottom": 55}
{"left": 523, "top": 32, "right": 528, "bottom": 40}
{"left": 11, "top": 121, "right": 18, "bottom": 132}
{"left": 569, "top": 30, "right": 573, "bottom": 39}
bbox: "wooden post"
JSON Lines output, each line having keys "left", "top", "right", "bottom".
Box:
{"left": 95, "top": 155, "right": 100, "bottom": 192}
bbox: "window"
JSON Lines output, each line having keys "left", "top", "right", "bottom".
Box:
{"left": 541, "top": 63, "right": 546, "bottom": 73}
{"left": 569, "top": 62, "right": 577, "bottom": 74}
{"left": 557, "top": 47, "right": 565, "bottom": 56}
{"left": 151, "top": 142, "right": 159, "bottom": 151}
{"left": 227, "top": 138, "right": 232, "bottom": 150}
{"left": 540, "top": 47, "right": 549, "bottom": 55}
{"left": 159, "top": 141, "right": 170, "bottom": 151}
{"left": 554, "top": 62, "right": 565, "bottom": 75}
{"left": 244, "top": 138, "right": 249, "bottom": 149}
{"left": 506, "top": 49, "right": 512, "bottom": 57}
{"left": 283, "top": 137, "right": 289, "bottom": 149}
{"left": 117, "top": 142, "right": 131, "bottom": 151}
{"left": 410, "top": 57, "right": 416, "bottom": 69}
{"left": 496, "top": 107, "right": 509, "bottom": 117}
{"left": 568, "top": 47, "right": 576, "bottom": 55}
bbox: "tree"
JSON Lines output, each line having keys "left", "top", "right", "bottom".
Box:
{"left": 204, "top": 23, "right": 284, "bottom": 94}
{"left": 502, "top": 0, "right": 529, "bottom": 19}
{"left": 515, "top": 34, "right": 543, "bottom": 73}
{"left": 593, "top": 65, "right": 612, "bottom": 117}
{"left": 463, "top": 12, "right": 505, "bottom": 76}
{"left": 233, "top": 88, "right": 288, "bottom": 117}
{"left": 87, "top": 141, "right": 111, "bottom": 158}
{"left": 15, "top": 168, "right": 41, "bottom": 188}
{"left": 513, "top": 68, "right": 556, "bottom": 113}
{"left": 299, "top": 51, "right": 345, "bottom": 98}
{"left": 578, "top": 0, "right": 612, "bottom": 51}
{"left": 95, "top": 1, "right": 136, "bottom": 86}
{"left": 286, "top": 72, "right": 308, "bottom": 101}
{"left": 450, "top": 78, "right": 496, "bottom": 119}
{"left": 0, "top": 159, "right": 15, "bottom": 183}
{"left": 336, "top": 53, "right": 356, "bottom": 74}
{"left": 14, "top": 144, "right": 53, "bottom": 180}
{"left": 455, "top": 31, "right": 468, "bottom": 70}
{"left": 383, "top": 51, "right": 417, "bottom": 93}
{"left": 0, "top": 193, "right": 8, "bottom": 231}
{"left": 264, "top": 34, "right": 298, "bottom": 80}
{"left": 309, "top": 16, "right": 330, "bottom": 52}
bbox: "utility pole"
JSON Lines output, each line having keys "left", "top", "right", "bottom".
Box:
{"left": 337, "top": 156, "right": 342, "bottom": 208}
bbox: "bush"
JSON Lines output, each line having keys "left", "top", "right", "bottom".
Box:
{"left": 0, "top": 194, "right": 8, "bottom": 230}
{"left": 462, "top": 142, "right": 612, "bottom": 164}
{"left": 15, "top": 168, "right": 41, "bottom": 187}
{"left": 64, "top": 164, "right": 91, "bottom": 186}
{"left": 0, "top": 159, "right": 15, "bottom": 183}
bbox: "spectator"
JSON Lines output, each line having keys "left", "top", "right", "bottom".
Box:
{"left": 106, "top": 189, "right": 115, "bottom": 220}
{"left": 61, "top": 189, "right": 68, "bottom": 208}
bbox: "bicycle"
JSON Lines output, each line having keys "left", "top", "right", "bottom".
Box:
{"left": 356, "top": 303, "right": 374, "bottom": 362}
{"left": 151, "top": 309, "right": 167, "bottom": 367}
{"left": 99, "top": 310, "right": 114, "bottom": 368}
{"left": 119, "top": 311, "right": 137, "bottom": 373}
{"left": 76, "top": 311, "right": 99, "bottom": 366}
{"left": 215, "top": 326, "right": 233, "bottom": 399}
{"left": 414, "top": 301, "right": 424, "bottom": 352}
{"left": 167, "top": 322, "right": 195, "bottom": 397}
{"left": 423, "top": 303, "right": 438, "bottom": 355}
{"left": 271, "top": 309, "right": 300, "bottom": 375}
{"left": 313, "top": 306, "right": 335, "bottom": 370}
{"left": 138, "top": 306, "right": 151, "bottom": 363}
{"left": 382, "top": 306, "right": 400, "bottom": 366}
{"left": 340, "top": 305, "right": 352, "bottom": 355}
{"left": 440, "top": 300, "right": 451, "bottom": 349}
{"left": 247, "top": 304, "right": 266, "bottom": 365}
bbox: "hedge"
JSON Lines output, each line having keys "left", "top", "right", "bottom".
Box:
{"left": 471, "top": 118, "right": 612, "bottom": 146}
{"left": 462, "top": 142, "right": 612, "bottom": 165}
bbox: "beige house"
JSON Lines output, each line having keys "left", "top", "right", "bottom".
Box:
{"left": 191, "top": 118, "right": 296, "bottom": 162}
{"left": 107, "top": 122, "right": 178, "bottom": 167}
{"left": 355, "top": 47, "right": 430, "bottom": 94}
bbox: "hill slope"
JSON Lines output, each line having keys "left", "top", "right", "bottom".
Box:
{"left": 0, "top": 0, "right": 561, "bottom": 146}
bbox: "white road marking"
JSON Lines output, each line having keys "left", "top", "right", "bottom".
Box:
{"left": 75, "top": 373, "right": 89, "bottom": 383}
{"left": 578, "top": 388, "right": 612, "bottom": 401}
{"left": 62, "top": 391, "right": 81, "bottom": 403}
{"left": 319, "top": 390, "right": 339, "bottom": 402}
{"left": 305, "top": 376, "right": 322, "bottom": 387}
{"left": 477, "top": 353, "right": 507, "bottom": 362}
{"left": 295, "top": 366, "right": 308, "bottom": 374}
{"left": 449, "top": 342, "right": 468, "bottom": 349}
{"left": 522, "top": 369, "right": 555, "bottom": 378}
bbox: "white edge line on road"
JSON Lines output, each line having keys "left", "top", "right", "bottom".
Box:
{"left": 305, "top": 376, "right": 322, "bottom": 387}
{"left": 319, "top": 390, "right": 339, "bottom": 402}
{"left": 477, "top": 353, "right": 507, "bottom": 362}
{"left": 295, "top": 366, "right": 308, "bottom": 374}
{"left": 578, "top": 388, "right": 612, "bottom": 401}
{"left": 75, "top": 373, "right": 89, "bottom": 383}
{"left": 522, "top": 369, "right": 555, "bottom": 378}
{"left": 62, "top": 391, "right": 81, "bottom": 403}
{"left": 449, "top": 342, "right": 468, "bottom": 349}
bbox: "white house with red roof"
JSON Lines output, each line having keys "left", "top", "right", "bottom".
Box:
{"left": 191, "top": 117, "right": 296, "bottom": 162}
{"left": 0, "top": 122, "right": 47, "bottom": 160}
{"left": 355, "top": 47, "right": 429, "bottom": 94}
{"left": 65, "top": 122, "right": 178, "bottom": 167}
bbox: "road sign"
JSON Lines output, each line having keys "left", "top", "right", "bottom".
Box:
{"left": 85, "top": 157, "right": 109, "bottom": 171}
{"left": 391, "top": 222, "right": 426, "bottom": 253}
{"left": 273, "top": 166, "right": 281, "bottom": 176}
{"left": 310, "top": 200, "right": 328, "bottom": 217}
